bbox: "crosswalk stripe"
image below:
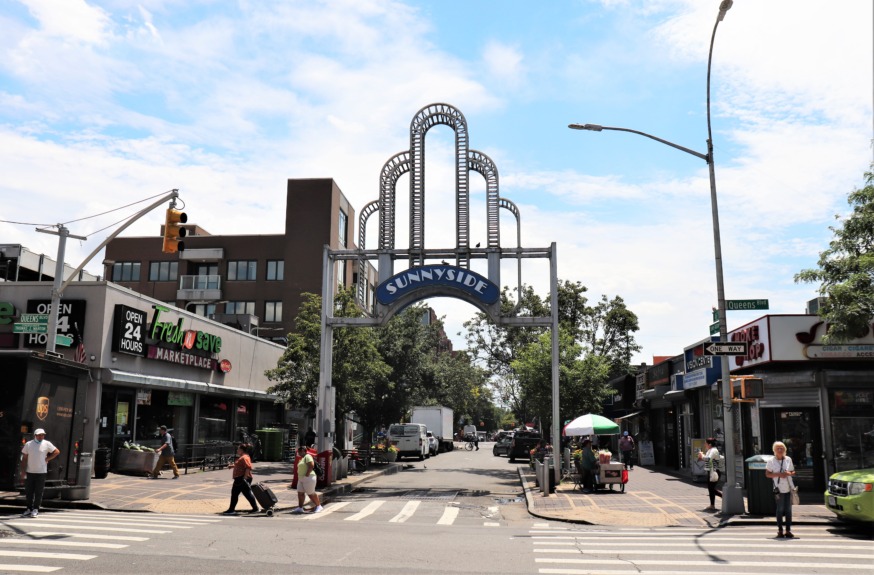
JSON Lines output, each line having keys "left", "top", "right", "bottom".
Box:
{"left": 533, "top": 540, "right": 871, "bottom": 550}
{"left": 484, "top": 522, "right": 501, "bottom": 527}
{"left": 302, "top": 501, "right": 350, "bottom": 520}
{"left": 5, "top": 521, "right": 170, "bottom": 534}
{"left": 534, "top": 548, "right": 873, "bottom": 560}
{"left": 389, "top": 501, "right": 420, "bottom": 523}
{"left": 532, "top": 534, "right": 864, "bottom": 544}
{"left": 21, "top": 518, "right": 193, "bottom": 529}
{"left": 27, "top": 532, "right": 150, "bottom": 542}
{"left": 436, "top": 506, "right": 459, "bottom": 525}
{"left": 0, "top": 565, "right": 61, "bottom": 573}
{"left": 58, "top": 513, "right": 217, "bottom": 525}
{"left": 535, "top": 558, "right": 874, "bottom": 570}
{"left": 538, "top": 571, "right": 866, "bottom": 575}
{"left": 0, "top": 550, "right": 96, "bottom": 561}
{"left": 344, "top": 501, "right": 385, "bottom": 521}
{"left": 72, "top": 511, "right": 221, "bottom": 521}
{"left": 0, "top": 540, "right": 127, "bottom": 550}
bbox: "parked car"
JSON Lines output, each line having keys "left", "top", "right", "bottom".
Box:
{"left": 426, "top": 431, "right": 439, "bottom": 456}
{"left": 493, "top": 434, "right": 513, "bottom": 457}
{"left": 508, "top": 430, "right": 542, "bottom": 463}
{"left": 824, "top": 467, "right": 874, "bottom": 523}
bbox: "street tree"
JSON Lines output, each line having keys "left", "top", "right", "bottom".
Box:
{"left": 795, "top": 165, "right": 874, "bottom": 342}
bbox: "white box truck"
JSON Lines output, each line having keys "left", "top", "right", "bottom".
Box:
{"left": 411, "top": 406, "right": 454, "bottom": 452}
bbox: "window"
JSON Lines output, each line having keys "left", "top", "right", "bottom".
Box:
{"left": 266, "top": 260, "right": 284, "bottom": 281}
{"left": 336, "top": 261, "right": 347, "bottom": 287}
{"left": 111, "top": 262, "right": 141, "bottom": 282}
{"left": 228, "top": 260, "right": 257, "bottom": 281}
{"left": 226, "top": 301, "right": 255, "bottom": 315}
{"left": 191, "top": 303, "right": 217, "bottom": 317}
{"left": 264, "top": 301, "right": 282, "bottom": 322}
{"left": 338, "top": 209, "right": 348, "bottom": 248}
{"left": 149, "top": 261, "right": 178, "bottom": 282}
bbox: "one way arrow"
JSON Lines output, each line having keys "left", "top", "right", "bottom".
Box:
{"left": 704, "top": 342, "right": 749, "bottom": 356}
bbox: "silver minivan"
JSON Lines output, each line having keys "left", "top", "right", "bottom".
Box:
{"left": 388, "top": 423, "right": 429, "bottom": 461}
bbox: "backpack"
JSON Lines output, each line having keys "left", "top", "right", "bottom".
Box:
{"left": 170, "top": 433, "right": 178, "bottom": 453}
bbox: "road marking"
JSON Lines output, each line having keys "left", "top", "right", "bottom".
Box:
{"left": 27, "top": 532, "right": 149, "bottom": 542}
{"left": 535, "top": 558, "right": 874, "bottom": 570}
{"left": 484, "top": 522, "right": 500, "bottom": 527}
{"left": 0, "top": 565, "right": 60, "bottom": 573}
{"left": 389, "top": 500, "right": 420, "bottom": 523}
{"left": 22, "top": 517, "right": 193, "bottom": 529}
{"left": 436, "top": 506, "right": 459, "bottom": 525}
{"left": 0, "top": 540, "right": 127, "bottom": 550}
{"left": 60, "top": 513, "right": 217, "bottom": 525}
{"left": 534, "top": 540, "right": 872, "bottom": 550}
{"left": 0, "top": 551, "right": 96, "bottom": 561}
{"left": 302, "top": 501, "right": 350, "bottom": 520}
{"left": 5, "top": 521, "right": 170, "bottom": 534}
{"left": 534, "top": 548, "right": 873, "bottom": 559}
{"left": 344, "top": 501, "right": 385, "bottom": 521}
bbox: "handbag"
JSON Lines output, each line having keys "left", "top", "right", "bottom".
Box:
{"left": 789, "top": 476, "right": 800, "bottom": 505}
{"left": 709, "top": 470, "right": 718, "bottom": 482}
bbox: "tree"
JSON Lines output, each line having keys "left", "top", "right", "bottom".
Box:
{"left": 795, "top": 165, "right": 874, "bottom": 342}
{"left": 265, "top": 289, "right": 390, "bottom": 428}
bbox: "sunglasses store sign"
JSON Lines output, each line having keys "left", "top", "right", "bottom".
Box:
{"left": 111, "top": 304, "right": 229, "bottom": 372}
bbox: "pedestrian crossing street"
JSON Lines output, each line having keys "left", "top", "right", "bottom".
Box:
{"left": 527, "top": 523, "right": 874, "bottom": 575}
{"left": 289, "top": 498, "right": 504, "bottom": 527}
{"left": 0, "top": 509, "right": 221, "bottom": 573}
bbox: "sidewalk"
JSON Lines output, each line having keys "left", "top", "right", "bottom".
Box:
{"left": 1, "top": 460, "right": 837, "bottom": 528}
{"left": 521, "top": 464, "right": 837, "bottom": 528}
{"left": 0, "top": 460, "right": 399, "bottom": 515}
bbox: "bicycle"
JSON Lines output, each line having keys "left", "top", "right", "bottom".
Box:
{"left": 464, "top": 440, "right": 475, "bottom": 451}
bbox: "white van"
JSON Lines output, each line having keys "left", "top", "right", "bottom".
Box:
{"left": 388, "top": 423, "right": 429, "bottom": 461}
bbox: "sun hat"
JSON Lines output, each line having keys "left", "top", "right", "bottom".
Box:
{"left": 34, "top": 429, "right": 46, "bottom": 436}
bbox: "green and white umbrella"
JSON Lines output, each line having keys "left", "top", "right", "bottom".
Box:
{"left": 563, "top": 413, "right": 620, "bottom": 436}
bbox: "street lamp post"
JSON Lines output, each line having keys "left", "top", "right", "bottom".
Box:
{"left": 569, "top": 0, "right": 744, "bottom": 515}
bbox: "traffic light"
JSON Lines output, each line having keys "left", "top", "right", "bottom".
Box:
{"left": 162, "top": 208, "right": 187, "bottom": 253}
{"left": 731, "top": 376, "right": 765, "bottom": 400}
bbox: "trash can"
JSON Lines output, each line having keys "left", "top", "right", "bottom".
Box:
{"left": 745, "top": 454, "right": 776, "bottom": 515}
{"left": 94, "top": 447, "right": 111, "bottom": 479}
{"left": 62, "top": 452, "right": 92, "bottom": 501}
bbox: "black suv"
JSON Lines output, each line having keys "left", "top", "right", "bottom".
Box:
{"left": 508, "top": 430, "right": 542, "bottom": 462}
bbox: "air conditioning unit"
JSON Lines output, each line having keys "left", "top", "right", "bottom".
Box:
{"left": 806, "top": 297, "right": 827, "bottom": 314}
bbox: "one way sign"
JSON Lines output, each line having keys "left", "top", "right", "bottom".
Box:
{"left": 704, "top": 342, "right": 748, "bottom": 356}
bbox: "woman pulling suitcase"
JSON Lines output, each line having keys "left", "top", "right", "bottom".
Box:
{"left": 222, "top": 444, "right": 260, "bottom": 515}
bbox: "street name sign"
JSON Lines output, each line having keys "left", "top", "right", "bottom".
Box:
{"left": 727, "top": 299, "right": 769, "bottom": 311}
{"left": 704, "top": 342, "right": 748, "bottom": 356}
{"left": 55, "top": 334, "right": 74, "bottom": 347}
{"left": 13, "top": 323, "right": 48, "bottom": 334}
{"left": 19, "top": 313, "right": 49, "bottom": 324}
{"left": 709, "top": 321, "right": 720, "bottom": 335}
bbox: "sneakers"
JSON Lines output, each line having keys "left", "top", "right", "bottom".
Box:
{"left": 20, "top": 510, "right": 32, "bottom": 518}
{"left": 171, "top": 476, "right": 180, "bottom": 480}
{"left": 313, "top": 505, "right": 323, "bottom": 513}
{"left": 705, "top": 505, "right": 717, "bottom": 511}
{"left": 30, "top": 510, "right": 38, "bottom": 518}
{"left": 291, "top": 507, "right": 304, "bottom": 514}
{"left": 784, "top": 531, "right": 795, "bottom": 539}
{"left": 247, "top": 508, "right": 260, "bottom": 514}
{"left": 221, "top": 510, "right": 238, "bottom": 515}
{"left": 776, "top": 531, "right": 784, "bottom": 538}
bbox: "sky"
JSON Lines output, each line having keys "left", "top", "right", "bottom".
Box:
{"left": 1, "top": 0, "right": 872, "bottom": 366}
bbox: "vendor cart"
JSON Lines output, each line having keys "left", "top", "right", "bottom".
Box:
{"left": 595, "top": 462, "right": 628, "bottom": 493}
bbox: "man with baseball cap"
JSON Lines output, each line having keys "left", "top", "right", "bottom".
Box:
{"left": 20, "top": 428, "right": 61, "bottom": 517}
{"left": 151, "top": 425, "right": 180, "bottom": 479}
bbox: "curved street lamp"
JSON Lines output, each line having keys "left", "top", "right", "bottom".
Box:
{"left": 569, "top": 0, "right": 744, "bottom": 515}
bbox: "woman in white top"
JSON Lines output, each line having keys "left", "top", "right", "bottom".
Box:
{"left": 697, "top": 437, "right": 722, "bottom": 511}
{"left": 765, "top": 440, "right": 796, "bottom": 538}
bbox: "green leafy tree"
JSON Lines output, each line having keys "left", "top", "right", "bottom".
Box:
{"left": 795, "top": 165, "right": 874, "bottom": 342}
{"left": 265, "top": 289, "right": 390, "bottom": 428}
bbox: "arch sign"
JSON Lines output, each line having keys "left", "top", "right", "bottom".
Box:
{"left": 317, "top": 104, "right": 560, "bottom": 479}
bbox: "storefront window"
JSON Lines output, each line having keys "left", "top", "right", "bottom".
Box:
{"left": 133, "top": 389, "right": 192, "bottom": 448}
{"left": 199, "top": 396, "right": 232, "bottom": 442}
{"left": 830, "top": 389, "right": 874, "bottom": 472}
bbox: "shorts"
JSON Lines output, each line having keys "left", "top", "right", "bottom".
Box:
{"left": 297, "top": 474, "right": 317, "bottom": 495}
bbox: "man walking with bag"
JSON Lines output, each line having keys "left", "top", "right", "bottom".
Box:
{"left": 151, "top": 425, "right": 180, "bottom": 479}
{"left": 618, "top": 431, "right": 636, "bottom": 469}
{"left": 20, "top": 428, "right": 60, "bottom": 518}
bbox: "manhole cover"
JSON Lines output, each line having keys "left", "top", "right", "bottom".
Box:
{"left": 401, "top": 489, "right": 458, "bottom": 500}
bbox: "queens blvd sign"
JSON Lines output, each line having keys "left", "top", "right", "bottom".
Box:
{"left": 704, "top": 342, "right": 748, "bottom": 356}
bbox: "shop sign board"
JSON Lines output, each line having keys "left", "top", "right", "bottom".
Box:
{"left": 112, "top": 304, "right": 147, "bottom": 356}
{"left": 23, "top": 300, "right": 86, "bottom": 348}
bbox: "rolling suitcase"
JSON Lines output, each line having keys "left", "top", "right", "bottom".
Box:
{"left": 251, "top": 482, "right": 279, "bottom": 516}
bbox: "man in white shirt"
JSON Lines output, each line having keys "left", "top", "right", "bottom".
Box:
{"left": 20, "top": 428, "right": 61, "bottom": 518}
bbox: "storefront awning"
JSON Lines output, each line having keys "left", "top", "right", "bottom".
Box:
{"left": 642, "top": 384, "right": 669, "bottom": 399}
{"left": 103, "top": 369, "right": 280, "bottom": 401}
{"left": 664, "top": 389, "right": 691, "bottom": 402}
{"left": 614, "top": 410, "right": 643, "bottom": 420}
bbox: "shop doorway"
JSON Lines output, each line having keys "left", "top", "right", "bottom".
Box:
{"left": 761, "top": 408, "right": 824, "bottom": 492}
{"left": 98, "top": 388, "right": 134, "bottom": 457}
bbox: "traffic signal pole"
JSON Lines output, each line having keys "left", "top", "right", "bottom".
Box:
{"left": 41, "top": 189, "right": 180, "bottom": 355}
